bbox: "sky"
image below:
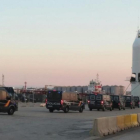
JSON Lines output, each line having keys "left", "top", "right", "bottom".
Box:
{"left": 0, "top": 0, "right": 140, "bottom": 88}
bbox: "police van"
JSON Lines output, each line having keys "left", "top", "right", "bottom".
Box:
{"left": 0, "top": 87, "right": 18, "bottom": 115}
{"left": 46, "top": 90, "right": 84, "bottom": 113}
{"left": 88, "top": 94, "right": 113, "bottom": 111}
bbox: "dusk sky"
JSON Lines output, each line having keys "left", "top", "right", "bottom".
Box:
{"left": 1, "top": 0, "right": 140, "bottom": 88}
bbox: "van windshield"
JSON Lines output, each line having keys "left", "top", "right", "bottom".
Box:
{"left": 96, "top": 95, "right": 102, "bottom": 100}
{"left": 113, "top": 96, "right": 119, "bottom": 101}
{"left": 90, "top": 95, "right": 95, "bottom": 100}
{"left": 125, "top": 96, "right": 131, "bottom": 101}
{"left": 134, "top": 97, "right": 139, "bottom": 101}
{"left": 47, "top": 91, "right": 62, "bottom": 100}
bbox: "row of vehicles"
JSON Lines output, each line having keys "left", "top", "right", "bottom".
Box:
{"left": 46, "top": 91, "right": 140, "bottom": 113}
{"left": 88, "top": 94, "right": 139, "bottom": 111}
{"left": 0, "top": 87, "right": 139, "bottom": 115}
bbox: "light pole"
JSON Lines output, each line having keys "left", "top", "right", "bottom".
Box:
{"left": 33, "top": 91, "right": 34, "bottom": 103}
{"left": 24, "top": 93, "right": 26, "bottom": 104}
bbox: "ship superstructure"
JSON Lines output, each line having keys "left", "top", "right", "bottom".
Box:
{"left": 88, "top": 74, "right": 102, "bottom": 93}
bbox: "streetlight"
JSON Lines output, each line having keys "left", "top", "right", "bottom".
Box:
{"left": 33, "top": 91, "right": 34, "bottom": 103}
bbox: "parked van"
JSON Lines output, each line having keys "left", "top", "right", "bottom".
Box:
{"left": 134, "top": 96, "right": 140, "bottom": 108}
{"left": 88, "top": 94, "right": 112, "bottom": 111}
{"left": 123, "top": 96, "right": 135, "bottom": 109}
{"left": 111, "top": 95, "right": 125, "bottom": 110}
{"left": 0, "top": 87, "right": 18, "bottom": 115}
{"left": 46, "top": 91, "right": 84, "bottom": 113}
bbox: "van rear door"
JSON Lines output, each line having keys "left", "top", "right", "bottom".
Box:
{"left": 125, "top": 96, "right": 131, "bottom": 106}
{"left": 47, "top": 91, "right": 62, "bottom": 107}
{"left": 95, "top": 94, "right": 102, "bottom": 106}
{"left": 90, "top": 95, "right": 95, "bottom": 105}
{"left": 113, "top": 96, "right": 119, "bottom": 106}
{"left": 47, "top": 91, "right": 62, "bottom": 100}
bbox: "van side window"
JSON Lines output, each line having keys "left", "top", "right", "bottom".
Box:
{"left": 0, "top": 90, "right": 7, "bottom": 100}
{"left": 138, "top": 73, "right": 140, "bottom": 82}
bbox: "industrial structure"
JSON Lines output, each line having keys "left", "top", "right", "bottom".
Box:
{"left": 53, "top": 85, "right": 125, "bottom": 95}
{"left": 2, "top": 74, "right": 4, "bottom": 86}
{"left": 87, "top": 74, "right": 102, "bottom": 93}
{"left": 102, "top": 85, "right": 125, "bottom": 95}
{"left": 13, "top": 76, "right": 125, "bottom": 96}
{"left": 131, "top": 30, "right": 140, "bottom": 96}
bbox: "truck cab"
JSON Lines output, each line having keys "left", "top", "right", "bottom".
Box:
{"left": 46, "top": 91, "right": 84, "bottom": 113}
{"left": 0, "top": 87, "right": 18, "bottom": 115}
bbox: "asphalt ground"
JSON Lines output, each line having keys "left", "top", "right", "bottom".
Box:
{"left": 92, "top": 126, "right": 140, "bottom": 140}
{"left": 0, "top": 103, "right": 140, "bottom": 140}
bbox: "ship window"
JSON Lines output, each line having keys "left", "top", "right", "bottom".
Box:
{"left": 130, "top": 73, "right": 136, "bottom": 82}
{"left": 138, "top": 33, "right": 140, "bottom": 38}
{"left": 138, "top": 73, "right": 140, "bottom": 82}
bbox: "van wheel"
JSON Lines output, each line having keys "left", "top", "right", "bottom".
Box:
{"left": 79, "top": 107, "right": 83, "bottom": 113}
{"left": 64, "top": 106, "right": 69, "bottom": 113}
{"left": 89, "top": 108, "right": 92, "bottom": 111}
{"left": 102, "top": 106, "right": 105, "bottom": 111}
{"left": 8, "top": 107, "right": 14, "bottom": 115}
{"left": 49, "top": 109, "right": 54, "bottom": 113}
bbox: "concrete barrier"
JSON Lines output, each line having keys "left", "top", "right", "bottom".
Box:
{"left": 40, "top": 103, "right": 46, "bottom": 107}
{"left": 92, "top": 113, "right": 140, "bottom": 137}
{"left": 124, "top": 115, "right": 132, "bottom": 129}
{"left": 131, "top": 114, "right": 139, "bottom": 127}
{"left": 93, "top": 117, "right": 109, "bottom": 136}
{"left": 117, "top": 115, "right": 125, "bottom": 131}
{"left": 137, "top": 113, "right": 140, "bottom": 125}
{"left": 108, "top": 116, "right": 118, "bottom": 134}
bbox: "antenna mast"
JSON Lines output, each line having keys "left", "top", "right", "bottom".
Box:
{"left": 97, "top": 73, "right": 99, "bottom": 82}
{"left": 2, "top": 74, "right": 4, "bottom": 86}
{"left": 138, "top": 16, "right": 139, "bottom": 31}
{"left": 24, "top": 82, "right": 27, "bottom": 91}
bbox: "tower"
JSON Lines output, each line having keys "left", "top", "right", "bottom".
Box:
{"left": 131, "top": 30, "right": 140, "bottom": 95}
{"left": 2, "top": 74, "right": 4, "bottom": 86}
{"left": 24, "top": 82, "right": 27, "bottom": 91}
